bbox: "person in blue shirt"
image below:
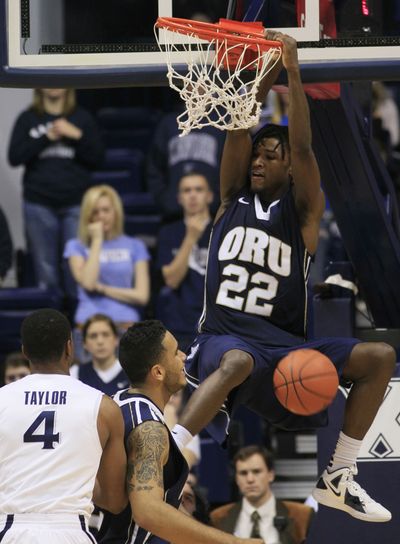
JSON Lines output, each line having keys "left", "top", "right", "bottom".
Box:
{"left": 156, "top": 172, "right": 213, "bottom": 350}
{"left": 64, "top": 184, "right": 150, "bottom": 328}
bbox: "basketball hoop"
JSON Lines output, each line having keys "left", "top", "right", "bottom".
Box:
{"left": 154, "top": 18, "right": 282, "bottom": 135}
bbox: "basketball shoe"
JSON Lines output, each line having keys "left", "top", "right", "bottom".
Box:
{"left": 312, "top": 464, "right": 391, "bottom": 522}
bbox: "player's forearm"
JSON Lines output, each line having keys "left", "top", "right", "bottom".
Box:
{"left": 255, "top": 53, "right": 283, "bottom": 105}
{"left": 220, "top": 130, "right": 252, "bottom": 201}
{"left": 132, "top": 496, "right": 240, "bottom": 544}
{"left": 287, "top": 67, "right": 312, "bottom": 152}
{"left": 162, "top": 235, "right": 196, "bottom": 289}
{"left": 93, "top": 479, "right": 127, "bottom": 514}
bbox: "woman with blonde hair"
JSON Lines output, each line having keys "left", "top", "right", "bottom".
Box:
{"left": 64, "top": 184, "right": 150, "bottom": 331}
{"left": 8, "top": 88, "right": 104, "bottom": 298}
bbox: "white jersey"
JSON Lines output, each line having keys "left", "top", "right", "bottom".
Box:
{"left": 0, "top": 373, "right": 103, "bottom": 518}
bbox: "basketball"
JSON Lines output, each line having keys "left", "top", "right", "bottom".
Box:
{"left": 273, "top": 349, "right": 339, "bottom": 416}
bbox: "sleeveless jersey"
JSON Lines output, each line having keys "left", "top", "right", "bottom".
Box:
{"left": 199, "top": 186, "right": 311, "bottom": 347}
{"left": 101, "top": 390, "right": 188, "bottom": 544}
{"left": 0, "top": 373, "right": 103, "bottom": 517}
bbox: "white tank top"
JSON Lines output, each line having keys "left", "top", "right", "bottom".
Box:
{"left": 0, "top": 373, "right": 103, "bottom": 517}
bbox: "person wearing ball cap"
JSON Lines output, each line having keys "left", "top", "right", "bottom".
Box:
{"left": 172, "top": 31, "right": 395, "bottom": 524}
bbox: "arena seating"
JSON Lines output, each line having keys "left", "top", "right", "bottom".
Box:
{"left": 0, "top": 287, "right": 63, "bottom": 363}
{"left": 96, "top": 106, "right": 162, "bottom": 153}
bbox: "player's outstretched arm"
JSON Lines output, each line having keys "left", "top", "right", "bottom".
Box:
{"left": 127, "top": 420, "right": 262, "bottom": 544}
{"left": 219, "top": 31, "right": 283, "bottom": 212}
{"left": 95, "top": 395, "right": 128, "bottom": 513}
{"left": 279, "top": 33, "right": 325, "bottom": 254}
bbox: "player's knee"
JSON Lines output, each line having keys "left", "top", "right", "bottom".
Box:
{"left": 373, "top": 342, "right": 397, "bottom": 375}
{"left": 219, "top": 350, "right": 254, "bottom": 387}
{"left": 346, "top": 341, "right": 396, "bottom": 381}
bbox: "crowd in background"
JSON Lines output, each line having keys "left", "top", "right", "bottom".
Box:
{"left": 2, "top": 80, "right": 400, "bottom": 341}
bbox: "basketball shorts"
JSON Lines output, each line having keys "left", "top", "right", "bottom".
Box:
{"left": 0, "top": 513, "right": 96, "bottom": 543}
{"left": 184, "top": 333, "right": 360, "bottom": 444}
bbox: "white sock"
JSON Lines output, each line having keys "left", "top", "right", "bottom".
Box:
{"left": 171, "top": 424, "right": 193, "bottom": 451}
{"left": 328, "top": 431, "right": 363, "bottom": 472}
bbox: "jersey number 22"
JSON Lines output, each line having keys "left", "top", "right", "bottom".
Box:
{"left": 216, "top": 264, "right": 278, "bottom": 316}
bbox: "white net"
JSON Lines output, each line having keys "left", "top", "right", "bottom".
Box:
{"left": 155, "top": 24, "right": 282, "bottom": 136}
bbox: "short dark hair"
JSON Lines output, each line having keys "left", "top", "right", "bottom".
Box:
{"left": 119, "top": 320, "right": 167, "bottom": 386}
{"left": 21, "top": 309, "right": 71, "bottom": 364}
{"left": 253, "top": 124, "right": 290, "bottom": 160}
{"left": 233, "top": 445, "right": 275, "bottom": 472}
{"left": 82, "top": 313, "right": 118, "bottom": 340}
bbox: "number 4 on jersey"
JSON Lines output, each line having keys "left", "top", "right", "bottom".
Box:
{"left": 23, "top": 410, "right": 60, "bottom": 449}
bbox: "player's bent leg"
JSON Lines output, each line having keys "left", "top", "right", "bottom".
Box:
{"left": 341, "top": 342, "right": 396, "bottom": 439}
{"left": 313, "top": 341, "right": 395, "bottom": 522}
{"left": 178, "top": 349, "right": 254, "bottom": 436}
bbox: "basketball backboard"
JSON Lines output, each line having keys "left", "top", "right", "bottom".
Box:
{"left": 1, "top": 0, "right": 400, "bottom": 88}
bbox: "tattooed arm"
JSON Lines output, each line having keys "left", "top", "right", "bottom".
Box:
{"left": 127, "top": 420, "right": 262, "bottom": 544}
{"left": 126, "top": 419, "right": 168, "bottom": 498}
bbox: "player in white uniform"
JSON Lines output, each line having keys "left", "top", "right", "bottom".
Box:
{"left": 0, "top": 308, "right": 127, "bottom": 544}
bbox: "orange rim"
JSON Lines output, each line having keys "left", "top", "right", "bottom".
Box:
{"left": 155, "top": 17, "right": 282, "bottom": 52}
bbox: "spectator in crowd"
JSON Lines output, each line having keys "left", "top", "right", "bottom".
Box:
{"left": 70, "top": 313, "right": 129, "bottom": 396}
{"left": 156, "top": 172, "right": 213, "bottom": 350}
{"left": 181, "top": 476, "right": 211, "bottom": 525}
{"left": 1, "top": 351, "right": 30, "bottom": 386}
{"left": 210, "top": 445, "right": 314, "bottom": 544}
{"left": 371, "top": 113, "right": 400, "bottom": 208}
{"left": 70, "top": 313, "right": 130, "bottom": 540}
{"left": 8, "top": 88, "right": 104, "bottom": 297}
{"left": 372, "top": 82, "right": 400, "bottom": 149}
{"left": 0, "top": 207, "right": 13, "bottom": 286}
{"left": 181, "top": 478, "right": 198, "bottom": 517}
{"left": 64, "top": 184, "right": 150, "bottom": 337}
{"left": 146, "top": 104, "right": 225, "bottom": 221}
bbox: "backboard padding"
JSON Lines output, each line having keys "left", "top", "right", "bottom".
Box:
{"left": 2, "top": 0, "right": 400, "bottom": 88}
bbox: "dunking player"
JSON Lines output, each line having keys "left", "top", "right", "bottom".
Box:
{"left": 0, "top": 309, "right": 127, "bottom": 543}
{"left": 99, "top": 320, "right": 263, "bottom": 544}
{"left": 172, "top": 34, "right": 396, "bottom": 522}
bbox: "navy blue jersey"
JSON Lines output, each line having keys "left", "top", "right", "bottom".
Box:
{"left": 199, "top": 186, "right": 311, "bottom": 348}
{"left": 99, "top": 390, "right": 188, "bottom": 544}
{"left": 78, "top": 361, "right": 129, "bottom": 396}
{"left": 156, "top": 220, "right": 212, "bottom": 336}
